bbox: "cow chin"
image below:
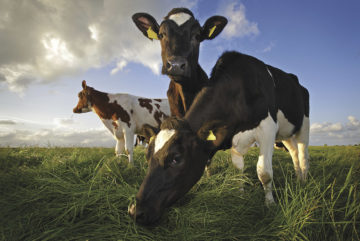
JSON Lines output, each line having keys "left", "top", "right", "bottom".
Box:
{"left": 170, "top": 74, "right": 190, "bottom": 83}
{"left": 162, "top": 66, "right": 191, "bottom": 82}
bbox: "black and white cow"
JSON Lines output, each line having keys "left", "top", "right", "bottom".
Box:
{"left": 132, "top": 8, "right": 227, "bottom": 117}
{"left": 129, "top": 51, "right": 310, "bottom": 225}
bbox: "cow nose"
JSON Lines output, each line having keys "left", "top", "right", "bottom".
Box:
{"left": 128, "top": 204, "right": 147, "bottom": 224}
{"left": 166, "top": 57, "right": 188, "bottom": 76}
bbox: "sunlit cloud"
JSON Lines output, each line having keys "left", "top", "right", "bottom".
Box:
{"left": 0, "top": 120, "right": 17, "bottom": 125}
{"left": 221, "top": 2, "right": 260, "bottom": 39}
{"left": 0, "top": 0, "right": 183, "bottom": 94}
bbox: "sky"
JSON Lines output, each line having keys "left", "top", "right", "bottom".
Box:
{"left": 0, "top": 0, "right": 360, "bottom": 147}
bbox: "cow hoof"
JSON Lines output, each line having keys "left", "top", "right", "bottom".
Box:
{"left": 265, "top": 198, "right": 275, "bottom": 208}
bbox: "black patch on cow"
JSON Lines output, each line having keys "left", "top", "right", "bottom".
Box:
{"left": 139, "top": 98, "right": 153, "bottom": 114}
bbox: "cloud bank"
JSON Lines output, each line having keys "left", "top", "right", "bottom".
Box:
{"left": 310, "top": 116, "right": 360, "bottom": 145}
{"left": 1, "top": 115, "right": 359, "bottom": 147}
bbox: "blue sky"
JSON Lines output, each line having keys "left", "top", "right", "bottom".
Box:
{"left": 0, "top": 0, "right": 359, "bottom": 147}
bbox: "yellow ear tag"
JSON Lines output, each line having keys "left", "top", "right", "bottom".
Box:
{"left": 147, "top": 27, "right": 158, "bottom": 40}
{"left": 149, "top": 135, "right": 155, "bottom": 143}
{"left": 207, "top": 130, "right": 216, "bottom": 141}
{"left": 208, "top": 26, "right": 217, "bottom": 38}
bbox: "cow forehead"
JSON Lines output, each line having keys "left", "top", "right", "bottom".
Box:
{"left": 168, "top": 12, "right": 192, "bottom": 26}
{"left": 155, "top": 129, "right": 176, "bottom": 154}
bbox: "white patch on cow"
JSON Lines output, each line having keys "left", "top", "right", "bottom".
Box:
{"left": 276, "top": 110, "right": 295, "bottom": 140}
{"left": 266, "top": 67, "right": 275, "bottom": 86}
{"left": 155, "top": 129, "right": 176, "bottom": 153}
{"left": 266, "top": 67, "right": 273, "bottom": 79}
{"left": 169, "top": 12, "right": 192, "bottom": 26}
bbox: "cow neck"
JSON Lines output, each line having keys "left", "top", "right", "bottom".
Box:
{"left": 184, "top": 86, "right": 215, "bottom": 132}
{"left": 170, "top": 64, "right": 209, "bottom": 113}
{"left": 89, "top": 89, "right": 112, "bottom": 119}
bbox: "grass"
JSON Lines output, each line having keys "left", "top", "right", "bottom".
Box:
{"left": 0, "top": 146, "right": 359, "bottom": 240}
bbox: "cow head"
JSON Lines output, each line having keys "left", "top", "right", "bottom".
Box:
{"left": 129, "top": 117, "right": 219, "bottom": 225}
{"left": 73, "top": 80, "right": 93, "bottom": 113}
{"left": 132, "top": 8, "right": 227, "bottom": 83}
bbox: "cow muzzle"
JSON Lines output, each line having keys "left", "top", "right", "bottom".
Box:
{"left": 73, "top": 107, "right": 82, "bottom": 113}
{"left": 128, "top": 204, "right": 161, "bottom": 225}
{"left": 166, "top": 56, "right": 189, "bottom": 77}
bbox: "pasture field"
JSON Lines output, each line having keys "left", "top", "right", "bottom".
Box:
{"left": 0, "top": 146, "right": 359, "bottom": 241}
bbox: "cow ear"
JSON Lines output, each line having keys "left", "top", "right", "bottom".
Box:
{"left": 201, "top": 16, "right": 227, "bottom": 41}
{"left": 140, "top": 124, "right": 160, "bottom": 142}
{"left": 132, "top": 13, "right": 160, "bottom": 41}
{"left": 197, "top": 126, "right": 227, "bottom": 150}
{"left": 82, "top": 80, "right": 87, "bottom": 90}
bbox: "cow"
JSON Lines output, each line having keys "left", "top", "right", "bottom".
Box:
{"left": 132, "top": 8, "right": 227, "bottom": 117}
{"left": 128, "top": 51, "right": 310, "bottom": 225}
{"left": 135, "top": 135, "right": 147, "bottom": 147}
{"left": 73, "top": 80, "right": 170, "bottom": 164}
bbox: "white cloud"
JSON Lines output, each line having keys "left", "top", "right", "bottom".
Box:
{"left": 54, "top": 117, "right": 76, "bottom": 127}
{"left": 0, "top": 0, "right": 192, "bottom": 94}
{"left": 221, "top": 2, "right": 259, "bottom": 39}
{"left": 310, "top": 116, "right": 360, "bottom": 145}
{"left": 262, "top": 42, "right": 275, "bottom": 53}
{"left": 111, "top": 60, "right": 128, "bottom": 75}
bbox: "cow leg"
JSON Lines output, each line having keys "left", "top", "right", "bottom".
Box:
{"left": 123, "top": 131, "right": 135, "bottom": 164}
{"left": 282, "top": 138, "right": 301, "bottom": 180}
{"left": 231, "top": 148, "right": 245, "bottom": 192}
{"left": 256, "top": 117, "right": 277, "bottom": 206}
{"left": 232, "top": 130, "right": 256, "bottom": 192}
{"left": 115, "top": 138, "right": 125, "bottom": 157}
{"left": 295, "top": 116, "right": 310, "bottom": 182}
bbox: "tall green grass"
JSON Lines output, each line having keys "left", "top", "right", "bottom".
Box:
{"left": 0, "top": 146, "right": 359, "bottom": 240}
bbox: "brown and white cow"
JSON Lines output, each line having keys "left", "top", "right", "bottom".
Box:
{"left": 132, "top": 8, "right": 227, "bottom": 117}
{"left": 129, "top": 51, "right": 310, "bottom": 225}
{"left": 73, "top": 80, "right": 170, "bottom": 164}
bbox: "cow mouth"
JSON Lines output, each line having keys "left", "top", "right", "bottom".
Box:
{"left": 168, "top": 74, "right": 190, "bottom": 83}
{"left": 128, "top": 203, "right": 164, "bottom": 225}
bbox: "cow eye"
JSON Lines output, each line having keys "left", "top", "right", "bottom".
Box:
{"left": 170, "top": 155, "right": 182, "bottom": 166}
{"left": 158, "top": 32, "right": 166, "bottom": 39}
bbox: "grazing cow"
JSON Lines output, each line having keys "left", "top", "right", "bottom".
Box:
{"left": 129, "top": 51, "right": 310, "bottom": 224}
{"left": 73, "top": 80, "right": 170, "bottom": 164}
{"left": 132, "top": 8, "right": 227, "bottom": 117}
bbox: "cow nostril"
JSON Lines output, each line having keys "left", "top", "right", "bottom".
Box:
{"left": 166, "top": 61, "right": 172, "bottom": 70}
{"left": 136, "top": 210, "right": 145, "bottom": 221}
{"left": 180, "top": 63, "right": 186, "bottom": 70}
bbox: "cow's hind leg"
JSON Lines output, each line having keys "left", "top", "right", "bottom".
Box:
{"left": 296, "top": 116, "right": 310, "bottom": 182}
{"left": 282, "top": 138, "right": 302, "bottom": 180}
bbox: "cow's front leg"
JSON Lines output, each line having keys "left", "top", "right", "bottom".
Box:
{"left": 256, "top": 117, "right": 277, "bottom": 206}
{"left": 231, "top": 148, "right": 245, "bottom": 192}
{"left": 115, "top": 138, "right": 125, "bottom": 157}
{"left": 123, "top": 131, "right": 135, "bottom": 164}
